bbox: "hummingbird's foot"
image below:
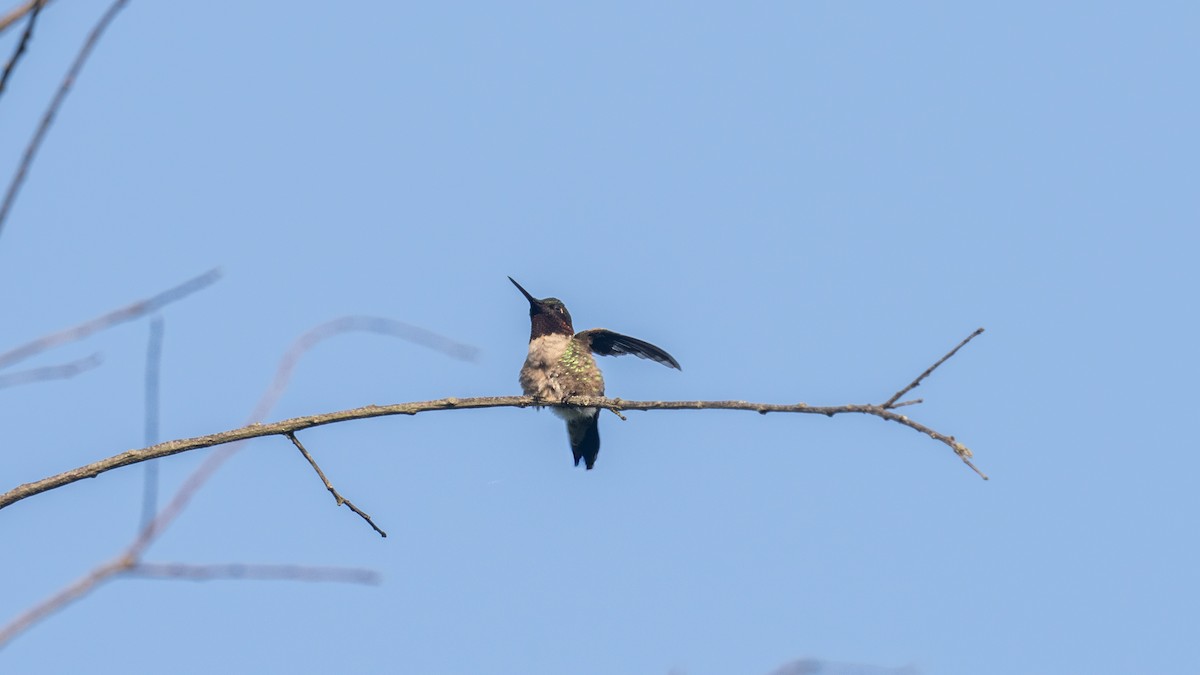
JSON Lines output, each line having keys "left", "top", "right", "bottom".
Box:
{"left": 559, "top": 391, "right": 592, "bottom": 407}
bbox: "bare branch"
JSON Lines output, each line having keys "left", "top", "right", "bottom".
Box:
{"left": 2, "top": 389, "right": 988, "bottom": 513}
{"left": 0, "top": 268, "right": 220, "bottom": 371}
{"left": 882, "top": 328, "right": 984, "bottom": 408}
{"left": 2, "top": 327, "right": 985, "bottom": 515}
{"left": 287, "top": 432, "right": 387, "bottom": 538}
{"left": 0, "top": 352, "right": 100, "bottom": 388}
{"left": 0, "top": 0, "right": 130, "bottom": 238}
{"left": 0, "top": 328, "right": 978, "bottom": 648}
{"left": 3, "top": 327, "right": 988, "bottom": 515}
{"left": 0, "top": 0, "right": 41, "bottom": 99}
{"left": 124, "top": 563, "right": 380, "bottom": 585}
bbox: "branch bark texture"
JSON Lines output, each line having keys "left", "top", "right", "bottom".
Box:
{"left": 2, "top": 393, "right": 986, "bottom": 511}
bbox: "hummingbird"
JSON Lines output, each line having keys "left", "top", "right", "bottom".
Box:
{"left": 509, "top": 276, "right": 681, "bottom": 470}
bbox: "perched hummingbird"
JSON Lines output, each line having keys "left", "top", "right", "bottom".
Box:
{"left": 509, "top": 276, "right": 681, "bottom": 470}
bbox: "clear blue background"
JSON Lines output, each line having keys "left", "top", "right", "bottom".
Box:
{"left": 2, "top": 2, "right": 1196, "bottom": 673}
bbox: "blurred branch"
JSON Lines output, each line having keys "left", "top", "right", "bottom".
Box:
{"left": 0, "top": 268, "right": 220, "bottom": 371}
{"left": 0, "top": 555, "right": 131, "bottom": 648}
{"left": 0, "top": 0, "right": 50, "bottom": 35}
{"left": 288, "top": 432, "right": 387, "bottom": 538}
{"left": 124, "top": 562, "right": 380, "bottom": 585}
{"left": 0, "top": 314, "right": 474, "bottom": 648}
{"left": 140, "top": 317, "right": 164, "bottom": 529}
{"left": 255, "top": 316, "right": 479, "bottom": 419}
{"left": 0, "top": 0, "right": 42, "bottom": 98}
{"left": 0, "top": 0, "right": 130, "bottom": 238}
{"left": 0, "top": 352, "right": 100, "bottom": 388}
{"left": 0, "top": 557, "right": 379, "bottom": 646}
{"left": 1, "top": 328, "right": 989, "bottom": 515}
{"left": 767, "top": 658, "right": 919, "bottom": 675}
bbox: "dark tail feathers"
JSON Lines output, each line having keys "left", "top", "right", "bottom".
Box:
{"left": 567, "top": 413, "right": 601, "bottom": 470}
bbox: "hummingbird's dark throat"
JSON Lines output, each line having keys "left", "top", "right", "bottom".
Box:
{"left": 528, "top": 310, "right": 574, "bottom": 339}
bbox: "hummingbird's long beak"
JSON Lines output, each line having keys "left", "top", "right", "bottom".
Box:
{"left": 508, "top": 276, "right": 539, "bottom": 306}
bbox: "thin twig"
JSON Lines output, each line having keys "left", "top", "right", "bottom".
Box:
{"left": 140, "top": 317, "right": 164, "bottom": 529}
{"left": 0, "top": 0, "right": 41, "bottom": 98}
{"left": 0, "top": 0, "right": 130, "bottom": 239}
{"left": 882, "top": 328, "right": 985, "bottom": 408}
{"left": 0, "top": 352, "right": 100, "bottom": 388}
{"left": 287, "top": 432, "right": 387, "bottom": 538}
{"left": 0, "top": 268, "right": 220, "bottom": 371}
{"left": 124, "top": 562, "right": 380, "bottom": 585}
{"left": 890, "top": 398, "right": 923, "bottom": 408}
{"left": 131, "top": 314, "right": 476, "bottom": 557}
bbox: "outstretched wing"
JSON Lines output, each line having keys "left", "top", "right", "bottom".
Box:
{"left": 576, "top": 329, "right": 682, "bottom": 370}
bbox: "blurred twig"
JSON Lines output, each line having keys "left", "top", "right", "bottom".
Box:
{"left": 0, "top": 558, "right": 379, "bottom": 646}
{"left": 0, "top": 0, "right": 41, "bottom": 98}
{"left": 0, "top": 352, "right": 100, "bottom": 388}
{"left": 140, "top": 317, "right": 164, "bottom": 529}
{"left": 767, "top": 657, "right": 919, "bottom": 675}
{"left": 256, "top": 316, "right": 479, "bottom": 415}
{"left": 0, "top": 268, "right": 220, "bottom": 371}
{"left": 124, "top": 562, "right": 380, "bottom": 585}
{"left": 0, "top": 314, "right": 476, "bottom": 648}
{"left": 0, "top": 556, "right": 131, "bottom": 647}
{"left": 0, "top": 0, "right": 130, "bottom": 238}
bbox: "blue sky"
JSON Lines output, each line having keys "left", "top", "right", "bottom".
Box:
{"left": 1, "top": 2, "right": 1197, "bottom": 673}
